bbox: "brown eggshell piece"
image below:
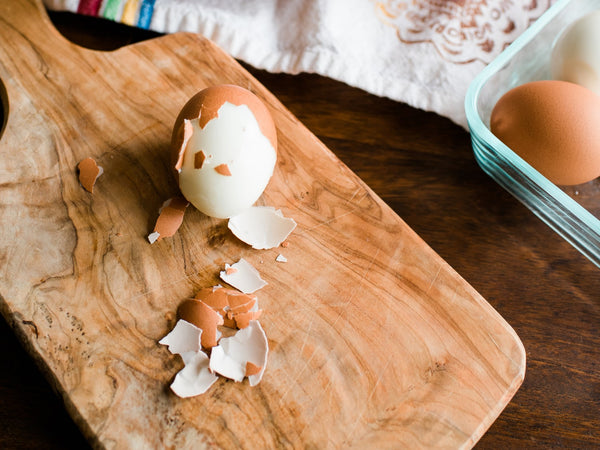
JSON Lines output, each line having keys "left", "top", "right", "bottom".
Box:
{"left": 152, "top": 197, "right": 189, "bottom": 241}
{"left": 194, "top": 150, "right": 206, "bottom": 169}
{"left": 227, "top": 294, "right": 257, "bottom": 315}
{"left": 214, "top": 163, "right": 232, "bottom": 176}
{"left": 195, "top": 287, "right": 229, "bottom": 313}
{"left": 195, "top": 287, "right": 234, "bottom": 327}
{"left": 77, "top": 157, "right": 102, "bottom": 193}
{"left": 174, "top": 119, "right": 194, "bottom": 172}
{"left": 245, "top": 362, "right": 262, "bottom": 377}
{"left": 170, "top": 84, "right": 277, "bottom": 176}
{"left": 234, "top": 311, "right": 262, "bottom": 329}
{"left": 490, "top": 80, "right": 600, "bottom": 185}
{"left": 177, "top": 299, "right": 224, "bottom": 349}
{"left": 194, "top": 286, "right": 259, "bottom": 329}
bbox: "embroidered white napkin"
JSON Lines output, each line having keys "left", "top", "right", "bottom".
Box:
{"left": 44, "top": 0, "right": 553, "bottom": 128}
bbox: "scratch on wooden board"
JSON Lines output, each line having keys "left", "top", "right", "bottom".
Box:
{"left": 427, "top": 263, "right": 442, "bottom": 293}
{"left": 345, "top": 351, "right": 394, "bottom": 443}
{"left": 304, "top": 209, "right": 357, "bottom": 232}
{"left": 303, "top": 191, "right": 370, "bottom": 233}
{"left": 488, "top": 332, "right": 521, "bottom": 369}
{"left": 279, "top": 245, "right": 383, "bottom": 403}
{"left": 121, "top": 274, "right": 196, "bottom": 304}
{"left": 346, "top": 187, "right": 363, "bottom": 204}
{"left": 298, "top": 319, "right": 313, "bottom": 357}
{"left": 278, "top": 351, "right": 314, "bottom": 404}
{"left": 331, "top": 246, "right": 380, "bottom": 329}
{"left": 278, "top": 320, "right": 320, "bottom": 404}
{"left": 296, "top": 359, "right": 338, "bottom": 443}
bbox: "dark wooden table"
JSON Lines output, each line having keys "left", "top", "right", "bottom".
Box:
{"left": 1, "top": 10, "right": 599, "bottom": 449}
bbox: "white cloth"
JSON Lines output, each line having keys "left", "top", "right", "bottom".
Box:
{"left": 44, "top": 0, "right": 553, "bottom": 128}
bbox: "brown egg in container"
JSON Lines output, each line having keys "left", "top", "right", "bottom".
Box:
{"left": 490, "top": 80, "right": 600, "bottom": 186}
{"left": 466, "top": 0, "right": 600, "bottom": 268}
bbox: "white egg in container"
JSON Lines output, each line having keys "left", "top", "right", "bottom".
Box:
{"left": 551, "top": 10, "right": 600, "bottom": 96}
{"left": 170, "top": 85, "right": 277, "bottom": 219}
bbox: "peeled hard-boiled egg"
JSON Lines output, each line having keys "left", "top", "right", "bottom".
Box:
{"left": 490, "top": 80, "right": 600, "bottom": 186}
{"left": 551, "top": 10, "right": 600, "bottom": 96}
{"left": 171, "top": 85, "right": 277, "bottom": 219}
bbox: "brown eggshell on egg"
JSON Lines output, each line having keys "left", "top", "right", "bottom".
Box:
{"left": 177, "top": 299, "right": 224, "bottom": 349}
{"left": 490, "top": 80, "right": 600, "bottom": 186}
{"left": 170, "top": 84, "right": 277, "bottom": 177}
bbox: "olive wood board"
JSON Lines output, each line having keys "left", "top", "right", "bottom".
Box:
{"left": 0, "top": 1, "right": 525, "bottom": 448}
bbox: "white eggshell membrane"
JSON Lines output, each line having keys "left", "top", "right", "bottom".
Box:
{"left": 220, "top": 258, "right": 268, "bottom": 294}
{"left": 178, "top": 102, "right": 277, "bottom": 219}
{"left": 551, "top": 10, "right": 600, "bottom": 95}
{"left": 170, "top": 351, "right": 218, "bottom": 398}
{"left": 228, "top": 206, "right": 297, "bottom": 249}
{"left": 160, "top": 317, "right": 269, "bottom": 397}
{"left": 209, "top": 321, "right": 268, "bottom": 386}
{"left": 158, "top": 319, "right": 202, "bottom": 355}
{"left": 159, "top": 320, "right": 219, "bottom": 397}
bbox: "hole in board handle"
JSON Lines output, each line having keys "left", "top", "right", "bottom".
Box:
{"left": 46, "top": 10, "right": 161, "bottom": 51}
{"left": 0, "top": 76, "right": 7, "bottom": 140}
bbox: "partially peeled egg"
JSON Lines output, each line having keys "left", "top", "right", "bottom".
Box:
{"left": 171, "top": 85, "right": 277, "bottom": 219}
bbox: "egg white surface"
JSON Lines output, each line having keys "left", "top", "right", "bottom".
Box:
{"left": 551, "top": 10, "right": 600, "bottom": 95}
{"left": 178, "top": 102, "right": 276, "bottom": 219}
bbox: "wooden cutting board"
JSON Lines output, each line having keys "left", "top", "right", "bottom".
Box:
{"left": 0, "top": 1, "right": 525, "bottom": 448}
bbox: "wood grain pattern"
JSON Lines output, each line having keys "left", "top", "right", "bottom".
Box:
{"left": 0, "top": 1, "right": 525, "bottom": 448}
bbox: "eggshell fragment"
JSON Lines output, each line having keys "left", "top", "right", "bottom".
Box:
{"left": 245, "top": 362, "right": 262, "bottom": 377}
{"left": 490, "top": 80, "right": 600, "bottom": 185}
{"left": 227, "top": 294, "right": 257, "bottom": 315}
{"left": 77, "top": 157, "right": 103, "bottom": 193}
{"left": 194, "top": 286, "right": 230, "bottom": 316}
{"left": 158, "top": 319, "right": 202, "bottom": 355}
{"left": 174, "top": 119, "right": 194, "bottom": 172}
{"left": 170, "top": 85, "right": 277, "bottom": 219}
{"left": 209, "top": 345, "right": 245, "bottom": 382}
{"left": 149, "top": 197, "right": 189, "bottom": 243}
{"left": 177, "top": 300, "right": 224, "bottom": 349}
{"left": 195, "top": 286, "right": 261, "bottom": 329}
{"left": 209, "top": 320, "right": 268, "bottom": 386}
{"left": 194, "top": 150, "right": 206, "bottom": 169}
{"left": 233, "top": 310, "right": 262, "bottom": 330}
{"left": 220, "top": 258, "right": 267, "bottom": 293}
{"left": 170, "top": 351, "right": 218, "bottom": 398}
{"left": 228, "top": 206, "right": 296, "bottom": 249}
{"left": 214, "top": 163, "right": 232, "bottom": 176}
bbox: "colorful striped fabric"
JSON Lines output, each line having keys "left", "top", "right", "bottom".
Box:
{"left": 76, "top": 0, "right": 155, "bottom": 29}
